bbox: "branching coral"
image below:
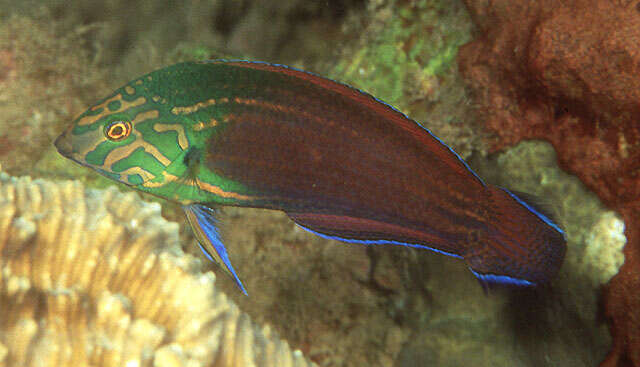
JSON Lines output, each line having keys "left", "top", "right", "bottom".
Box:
{"left": 0, "top": 170, "right": 316, "bottom": 367}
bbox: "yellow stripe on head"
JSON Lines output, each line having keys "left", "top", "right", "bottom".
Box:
{"left": 153, "top": 123, "right": 189, "bottom": 150}
{"left": 78, "top": 96, "right": 147, "bottom": 126}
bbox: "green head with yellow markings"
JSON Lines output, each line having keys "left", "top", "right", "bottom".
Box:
{"left": 55, "top": 61, "right": 254, "bottom": 206}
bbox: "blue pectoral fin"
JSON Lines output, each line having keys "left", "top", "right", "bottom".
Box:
{"left": 183, "top": 204, "right": 247, "bottom": 295}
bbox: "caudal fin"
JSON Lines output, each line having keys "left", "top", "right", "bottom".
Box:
{"left": 464, "top": 185, "right": 566, "bottom": 287}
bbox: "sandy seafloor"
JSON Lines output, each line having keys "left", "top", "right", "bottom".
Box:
{"left": 0, "top": 1, "right": 627, "bottom": 366}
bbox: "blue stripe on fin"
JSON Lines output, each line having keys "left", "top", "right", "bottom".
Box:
{"left": 423, "top": 128, "right": 486, "bottom": 186}
{"left": 468, "top": 268, "right": 534, "bottom": 287}
{"left": 197, "top": 242, "right": 214, "bottom": 262}
{"left": 295, "top": 223, "right": 463, "bottom": 259}
{"left": 183, "top": 204, "right": 248, "bottom": 295}
{"left": 502, "top": 189, "right": 564, "bottom": 236}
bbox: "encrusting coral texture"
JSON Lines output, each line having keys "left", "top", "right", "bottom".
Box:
{"left": 0, "top": 169, "right": 316, "bottom": 367}
{"left": 0, "top": 15, "right": 108, "bottom": 177}
{"left": 458, "top": 1, "right": 640, "bottom": 366}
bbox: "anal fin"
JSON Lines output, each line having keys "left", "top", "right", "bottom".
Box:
{"left": 287, "top": 211, "right": 462, "bottom": 258}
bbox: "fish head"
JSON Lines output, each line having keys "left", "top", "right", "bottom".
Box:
{"left": 55, "top": 74, "right": 190, "bottom": 188}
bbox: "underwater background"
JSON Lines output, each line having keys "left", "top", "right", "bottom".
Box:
{"left": 0, "top": 1, "right": 637, "bottom": 366}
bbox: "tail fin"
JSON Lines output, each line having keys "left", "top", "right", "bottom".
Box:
{"left": 464, "top": 185, "right": 566, "bottom": 287}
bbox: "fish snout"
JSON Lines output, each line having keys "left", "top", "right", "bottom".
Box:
{"left": 54, "top": 129, "right": 73, "bottom": 157}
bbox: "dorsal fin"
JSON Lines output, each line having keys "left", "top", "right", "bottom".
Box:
{"left": 502, "top": 189, "right": 564, "bottom": 235}
{"left": 511, "top": 191, "right": 556, "bottom": 219}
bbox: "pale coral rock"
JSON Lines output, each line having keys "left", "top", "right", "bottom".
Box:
{"left": 0, "top": 171, "right": 316, "bottom": 367}
{"left": 582, "top": 212, "right": 626, "bottom": 285}
{"left": 0, "top": 343, "right": 7, "bottom": 364}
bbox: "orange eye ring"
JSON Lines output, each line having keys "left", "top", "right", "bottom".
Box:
{"left": 105, "top": 120, "right": 132, "bottom": 141}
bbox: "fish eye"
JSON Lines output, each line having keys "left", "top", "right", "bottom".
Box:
{"left": 105, "top": 120, "right": 132, "bottom": 141}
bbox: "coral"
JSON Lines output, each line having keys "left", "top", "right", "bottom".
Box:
{"left": 603, "top": 213, "right": 640, "bottom": 367}
{"left": 581, "top": 212, "right": 627, "bottom": 285}
{"left": 458, "top": 1, "right": 640, "bottom": 365}
{"left": 0, "top": 170, "right": 316, "bottom": 367}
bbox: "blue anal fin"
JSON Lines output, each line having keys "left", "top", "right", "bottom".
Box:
{"left": 288, "top": 211, "right": 463, "bottom": 259}
{"left": 183, "top": 204, "right": 248, "bottom": 295}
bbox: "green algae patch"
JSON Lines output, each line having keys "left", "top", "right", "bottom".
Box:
{"left": 331, "top": 0, "right": 471, "bottom": 106}
{"left": 329, "top": 0, "right": 480, "bottom": 158}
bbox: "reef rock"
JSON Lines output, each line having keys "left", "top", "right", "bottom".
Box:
{"left": 458, "top": 1, "right": 640, "bottom": 365}
{"left": 0, "top": 15, "right": 108, "bottom": 176}
{"left": 0, "top": 170, "right": 316, "bottom": 367}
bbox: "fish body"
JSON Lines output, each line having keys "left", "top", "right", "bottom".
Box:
{"left": 55, "top": 60, "right": 566, "bottom": 293}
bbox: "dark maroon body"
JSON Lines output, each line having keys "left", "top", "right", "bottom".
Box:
{"left": 204, "top": 61, "right": 566, "bottom": 286}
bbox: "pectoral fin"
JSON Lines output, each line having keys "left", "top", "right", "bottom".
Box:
{"left": 183, "top": 204, "right": 247, "bottom": 295}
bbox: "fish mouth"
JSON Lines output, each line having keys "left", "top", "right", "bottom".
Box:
{"left": 54, "top": 129, "right": 89, "bottom": 168}
{"left": 54, "top": 129, "right": 73, "bottom": 158}
{"left": 54, "top": 128, "right": 152, "bottom": 186}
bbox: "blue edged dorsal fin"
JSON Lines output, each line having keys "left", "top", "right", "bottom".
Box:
{"left": 183, "top": 204, "right": 247, "bottom": 295}
{"left": 501, "top": 189, "right": 564, "bottom": 235}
